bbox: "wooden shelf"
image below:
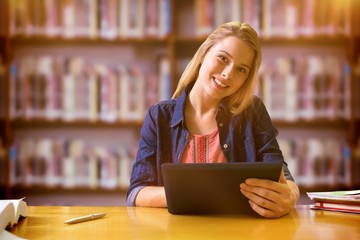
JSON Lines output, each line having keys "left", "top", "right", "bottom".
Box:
{"left": 9, "top": 185, "right": 127, "bottom": 195}
{"left": 11, "top": 36, "right": 170, "bottom": 46}
{"left": 174, "top": 35, "right": 349, "bottom": 46}
{"left": 174, "top": 36, "right": 206, "bottom": 44}
{"left": 259, "top": 35, "right": 349, "bottom": 46}
{"left": 11, "top": 35, "right": 349, "bottom": 46}
{"left": 9, "top": 119, "right": 349, "bottom": 130}
{"left": 10, "top": 119, "right": 143, "bottom": 129}
{"left": 273, "top": 119, "right": 349, "bottom": 129}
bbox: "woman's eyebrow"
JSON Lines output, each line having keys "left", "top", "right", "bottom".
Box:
{"left": 239, "top": 63, "right": 251, "bottom": 71}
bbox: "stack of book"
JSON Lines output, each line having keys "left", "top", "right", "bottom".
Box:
{"left": 307, "top": 190, "right": 360, "bottom": 214}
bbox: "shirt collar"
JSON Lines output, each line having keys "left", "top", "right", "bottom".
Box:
{"left": 170, "top": 86, "right": 189, "bottom": 128}
{"left": 170, "top": 86, "right": 231, "bottom": 128}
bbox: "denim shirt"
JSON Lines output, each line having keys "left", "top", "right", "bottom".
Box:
{"left": 126, "top": 87, "right": 294, "bottom": 206}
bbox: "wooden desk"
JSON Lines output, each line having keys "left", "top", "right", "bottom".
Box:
{"left": 10, "top": 205, "right": 360, "bottom": 240}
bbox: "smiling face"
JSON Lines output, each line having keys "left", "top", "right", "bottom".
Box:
{"left": 195, "top": 36, "right": 255, "bottom": 102}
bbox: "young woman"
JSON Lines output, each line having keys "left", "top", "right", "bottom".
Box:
{"left": 127, "top": 22, "right": 300, "bottom": 218}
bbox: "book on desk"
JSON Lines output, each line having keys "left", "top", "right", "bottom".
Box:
{"left": 307, "top": 190, "right": 360, "bottom": 214}
{"left": 0, "top": 198, "right": 28, "bottom": 239}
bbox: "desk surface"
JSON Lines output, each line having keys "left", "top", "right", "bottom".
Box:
{"left": 10, "top": 205, "right": 360, "bottom": 240}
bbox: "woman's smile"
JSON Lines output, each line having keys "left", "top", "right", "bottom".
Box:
{"left": 213, "top": 77, "right": 228, "bottom": 88}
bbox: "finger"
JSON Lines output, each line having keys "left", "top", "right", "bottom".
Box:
{"left": 240, "top": 187, "right": 276, "bottom": 208}
{"left": 248, "top": 200, "right": 278, "bottom": 218}
{"left": 243, "top": 178, "right": 282, "bottom": 194}
{"left": 244, "top": 178, "right": 275, "bottom": 187}
{"left": 278, "top": 168, "right": 287, "bottom": 183}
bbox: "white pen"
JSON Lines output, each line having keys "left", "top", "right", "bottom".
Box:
{"left": 64, "top": 213, "right": 107, "bottom": 224}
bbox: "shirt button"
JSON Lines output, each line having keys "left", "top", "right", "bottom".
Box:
{"left": 219, "top": 123, "right": 223, "bottom": 127}
{"left": 177, "top": 154, "right": 181, "bottom": 160}
{"left": 223, "top": 144, "right": 228, "bottom": 149}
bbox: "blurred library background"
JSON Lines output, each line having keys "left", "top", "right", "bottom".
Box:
{"left": 0, "top": 0, "right": 359, "bottom": 206}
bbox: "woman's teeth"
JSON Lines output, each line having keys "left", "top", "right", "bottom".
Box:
{"left": 214, "top": 78, "right": 227, "bottom": 88}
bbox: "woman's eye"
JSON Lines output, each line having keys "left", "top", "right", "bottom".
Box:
{"left": 237, "top": 67, "right": 247, "bottom": 74}
{"left": 219, "top": 56, "right": 227, "bottom": 63}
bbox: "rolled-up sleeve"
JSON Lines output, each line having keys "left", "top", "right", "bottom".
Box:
{"left": 251, "top": 97, "right": 294, "bottom": 181}
{"left": 126, "top": 186, "right": 145, "bottom": 206}
{"left": 126, "top": 106, "right": 158, "bottom": 205}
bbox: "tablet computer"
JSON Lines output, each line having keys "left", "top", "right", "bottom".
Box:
{"left": 161, "top": 162, "right": 282, "bottom": 215}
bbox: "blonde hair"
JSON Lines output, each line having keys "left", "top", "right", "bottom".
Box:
{"left": 172, "top": 22, "right": 262, "bottom": 115}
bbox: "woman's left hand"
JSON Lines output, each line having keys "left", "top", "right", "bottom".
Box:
{"left": 240, "top": 169, "right": 299, "bottom": 218}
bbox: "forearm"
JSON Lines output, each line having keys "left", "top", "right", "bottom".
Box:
{"left": 135, "top": 186, "right": 167, "bottom": 208}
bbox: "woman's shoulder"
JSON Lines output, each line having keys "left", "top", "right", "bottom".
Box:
{"left": 251, "top": 95, "right": 265, "bottom": 107}
{"left": 248, "top": 95, "right": 268, "bottom": 113}
{"left": 248, "top": 95, "right": 273, "bottom": 124}
{"left": 237, "top": 95, "right": 266, "bottom": 115}
{"left": 235, "top": 96, "right": 269, "bottom": 122}
{"left": 147, "top": 98, "right": 178, "bottom": 116}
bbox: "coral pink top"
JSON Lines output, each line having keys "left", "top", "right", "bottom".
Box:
{"left": 181, "top": 128, "right": 227, "bottom": 163}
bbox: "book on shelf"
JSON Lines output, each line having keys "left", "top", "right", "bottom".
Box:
{"left": 194, "top": 0, "right": 215, "bottom": 37}
{"left": 124, "top": 66, "right": 141, "bottom": 120}
{"left": 62, "top": 0, "right": 75, "bottom": 38}
{"left": 44, "top": 0, "right": 63, "bottom": 37}
{"left": 307, "top": 190, "right": 360, "bottom": 214}
{"left": 99, "top": 0, "right": 118, "bottom": 39}
{"left": 242, "top": 0, "right": 261, "bottom": 35}
{"left": 355, "top": 140, "right": 360, "bottom": 186}
{"left": 0, "top": 198, "right": 28, "bottom": 240}
{"left": 97, "top": 64, "right": 119, "bottom": 122}
{"left": 118, "top": 65, "right": 145, "bottom": 121}
{"left": 159, "top": 0, "right": 171, "bottom": 37}
{"left": 143, "top": 0, "right": 170, "bottom": 37}
{"left": 214, "top": 0, "right": 240, "bottom": 30}
{"left": 0, "top": 59, "right": 5, "bottom": 119}
{"left": 158, "top": 57, "right": 171, "bottom": 102}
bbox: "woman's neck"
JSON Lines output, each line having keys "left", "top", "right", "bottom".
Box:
{"left": 187, "top": 84, "right": 220, "bottom": 116}
{"left": 185, "top": 90, "right": 219, "bottom": 135}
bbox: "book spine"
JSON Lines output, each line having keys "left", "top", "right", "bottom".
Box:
{"left": 9, "top": 63, "right": 17, "bottom": 120}
{"left": 159, "top": 0, "right": 171, "bottom": 37}
{"left": 99, "top": 0, "right": 118, "bottom": 39}
{"left": 62, "top": 0, "right": 75, "bottom": 38}
{"left": 118, "top": 65, "right": 129, "bottom": 120}
{"left": 118, "top": 148, "right": 132, "bottom": 188}
{"left": 145, "top": 0, "right": 159, "bottom": 37}
{"left": 158, "top": 57, "right": 171, "bottom": 102}
{"left": 314, "top": 201, "right": 360, "bottom": 213}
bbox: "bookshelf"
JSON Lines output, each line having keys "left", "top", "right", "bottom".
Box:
{"left": 0, "top": 0, "right": 359, "bottom": 204}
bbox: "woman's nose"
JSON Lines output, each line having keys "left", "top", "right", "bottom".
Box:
{"left": 221, "top": 66, "right": 233, "bottom": 80}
